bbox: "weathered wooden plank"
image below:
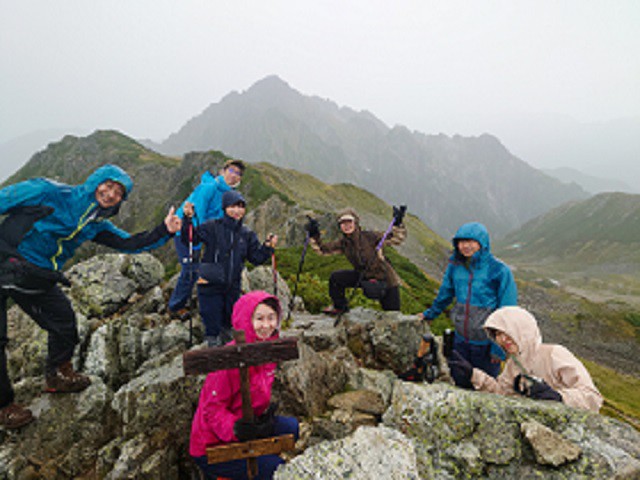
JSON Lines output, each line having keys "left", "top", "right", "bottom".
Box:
{"left": 183, "top": 336, "right": 299, "bottom": 375}
{"left": 206, "top": 434, "right": 296, "bottom": 464}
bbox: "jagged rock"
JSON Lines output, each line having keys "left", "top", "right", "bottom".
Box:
{"left": 244, "top": 265, "right": 292, "bottom": 320}
{"left": 347, "top": 367, "right": 397, "bottom": 406}
{"left": 1, "top": 377, "right": 116, "bottom": 479}
{"left": 521, "top": 420, "right": 582, "bottom": 466}
{"left": 342, "top": 308, "right": 425, "bottom": 373}
{"left": 275, "top": 425, "right": 420, "bottom": 479}
{"left": 111, "top": 354, "right": 200, "bottom": 438}
{"left": 327, "top": 389, "right": 386, "bottom": 416}
{"left": 382, "top": 381, "right": 640, "bottom": 479}
{"left": 286, "top": 313, "right": 347, "bottom": 351}
{"left": 274, "top": 343, "right": 357, "bottom": 417}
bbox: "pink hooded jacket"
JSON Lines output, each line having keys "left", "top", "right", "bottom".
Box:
{"left": 189, "top": 291, "right": 281, "bottom": 457}
{"left": 471, "top": 306, "right": 603, "bottom": 412}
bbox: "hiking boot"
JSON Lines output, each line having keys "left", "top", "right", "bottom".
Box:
{"left": 45, "top": 361, "right": 91, "bottom": 393}
{"left": 0, "top": 403, "right": 34, "bottom": 429}
{"left": 322, "top": 306, "right": 348, "bottom": 316}
{"left": 170, "top": 307, "right": 191, "bottom": 320}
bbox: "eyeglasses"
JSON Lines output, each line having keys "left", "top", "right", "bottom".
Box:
{"left": 227, "top": 166, "right": 243, "bottom": 177}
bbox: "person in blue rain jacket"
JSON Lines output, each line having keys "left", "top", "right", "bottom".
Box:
{"left": 420, "top": 222, "right": 518, "bottom": 388}
{"left": 168, "top": 159, "right": 245, "bottom": 317}
{"left": 0, "top": 164, "right": 181, "bottom": 429}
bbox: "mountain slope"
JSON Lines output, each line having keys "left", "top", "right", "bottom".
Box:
{"left": 156, "top": 75, "right": 588, "bottom": 238}
{"left": 497, "top": 192, "right": 640, "bottom": 272}
{"left": 2, "top": 130, "right": 450, "bottom": 279}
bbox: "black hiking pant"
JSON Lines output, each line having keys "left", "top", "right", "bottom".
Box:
{"left": 0, "top": 284, "right": 79, "bottom": 408}
{"left": 329, "top": 269, "right": 400, "bottom": 311}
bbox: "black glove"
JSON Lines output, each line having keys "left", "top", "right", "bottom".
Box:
{"left": 305, "top": 216, "right": 320, "bottom": 238}
{"left": 514, "top": 374, "right": 562, "bottom": 402}
{"left": 233, "top": 415, "right": 275, "bottom": 442}
{"left": 233, "top": 403, "right": 278, "bottom": 441}
{"left": 393, "top": 205, "right": 407, "bottom": 226}
{"left": 448, "top": 350, "right": 473, "bottom": 383}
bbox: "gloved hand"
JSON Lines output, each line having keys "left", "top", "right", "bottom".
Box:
{"left": 304, "top": 216, "right": 320, "bottom": 238}
{"left": 448, "top": 350, "right": 473, "bottom": 384}
{"left": 514, "top": 374, "right": 562, "bottom": 402}
{"left": 233, "top": 407, "right": 276, "bottom": 442}
{"left": 393, "top": 205, "right": 407, "bottom": 226}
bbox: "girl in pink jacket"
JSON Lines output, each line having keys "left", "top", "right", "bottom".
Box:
{"left": 449, "top": 306, "right": 603, "bottom": 412}
{"left": 190, "top": 290, "right": 299, "bottom": 479}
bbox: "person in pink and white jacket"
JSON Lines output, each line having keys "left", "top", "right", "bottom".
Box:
{"left": 189, "top": 290, "right": 299, "bottom": 480}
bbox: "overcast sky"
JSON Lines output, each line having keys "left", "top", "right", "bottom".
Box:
{"left": 2, "top": 1, "right": 639, "bottom": 157}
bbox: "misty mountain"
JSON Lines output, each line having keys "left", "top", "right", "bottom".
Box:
{"left": 542, "top": 166, "right": 635, "bottom": 195}
{"left": 0, "top": 128, "right": 89, "bottom": 183}
{"left": 155, "top": 75, "right": 588, "bottom": 238}
{"left": 486, "top": 113, "right": 640, "bottom": 194}
{"left": 497, "top": 192, "right": 640, "bottom": 277}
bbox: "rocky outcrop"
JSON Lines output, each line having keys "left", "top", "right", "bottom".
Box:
{"left": 2, "top": 253, "right": 639, "bottom": 479}
{"left": 277, "top": 382, "right": 640, "bottom": 479}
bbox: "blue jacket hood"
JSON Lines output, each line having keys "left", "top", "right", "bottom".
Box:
{"left": 82, "top": 164, "right": 133, "bottom": 201}
{"left": 453, "top": 222, "right": 490, "bottom": 252}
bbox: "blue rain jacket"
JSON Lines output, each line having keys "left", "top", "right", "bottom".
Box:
{"left": 424, "top": 222, "right": 517, "bottom": 348}
{"left": 0, "top": 164, "right": 170, "bottom": 271}
{"left": 176, "top": 172, "right": 232, "bottom": 226}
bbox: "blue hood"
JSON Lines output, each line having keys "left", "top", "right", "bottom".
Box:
{"left": 82, "top": 164, "right": 133, "bottom": 201}
{"left": 453, "top": 222, "right": 490, "bottom": 252}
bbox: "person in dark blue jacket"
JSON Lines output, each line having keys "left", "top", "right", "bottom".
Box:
{"left": 420, "top": 222, "right": 517, "bottom": 388}
{"left": 0, "top": 164, "right": 181, "bottom": 429}
{"left": 168, "top": 159, "right": 245, "bottom": 318}
{"left": 181, "top": 190, "right": 277, "bottom": 347}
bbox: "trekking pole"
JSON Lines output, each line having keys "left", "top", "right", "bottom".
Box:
{"left": 285, "top": 232, "right": 310, "bottom": 325}
{"left": 187, "top": 221, "right": 194, "bottom": 348}
{"left": 271, "top": 248, "right": 278, "bottom": 298}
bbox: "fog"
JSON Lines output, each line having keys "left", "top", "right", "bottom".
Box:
{"left": 1, "top": 0, "right": 639, "bottom": 186}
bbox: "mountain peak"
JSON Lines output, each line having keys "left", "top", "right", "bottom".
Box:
{"left": 245, "top": 75, "right": 297, "bottom": 97}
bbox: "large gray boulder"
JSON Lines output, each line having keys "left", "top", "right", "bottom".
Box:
{"left": 382, "top": 381, "right": 640, "bottom": 479}
{"left": 275, "top": 425, "right": 420, "bottom": 479}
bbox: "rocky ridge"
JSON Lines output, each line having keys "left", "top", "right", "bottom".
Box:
{"left": 1, "top": 253, "right": 638, "bottom": 479}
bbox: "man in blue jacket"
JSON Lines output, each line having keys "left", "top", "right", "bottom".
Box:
{"left": 168, "top": 159, "right": 245, "bottom": 318}
{"left": 420, "top": 222, "right": 518, "bottom": 388}
{"left": 0, "top": 164, "right": 181, "bottom": 428}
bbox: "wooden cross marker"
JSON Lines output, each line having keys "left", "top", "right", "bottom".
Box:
{"left": 183, "top": 332, "right": 299, "bottom": 479}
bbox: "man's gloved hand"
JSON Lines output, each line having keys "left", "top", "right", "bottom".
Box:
{"left": 514, "top": 374, "right": 562, "bottom": 402}
{"left": 448, "top": 350, "right": 473, "bottom": 384}
{"left": 233, "top": 408, "right": 276, "bottom": 442}
{"left": 304, "top": 216, "right": 320, "bottom": 238}
{"left": 393, "top": 205, "right": 407, "bottom": 226}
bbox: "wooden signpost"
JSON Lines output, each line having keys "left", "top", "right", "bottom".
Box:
{"left": 183, "top": 333, "right": 299, "bottom": 479}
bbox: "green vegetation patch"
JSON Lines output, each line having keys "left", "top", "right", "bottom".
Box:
{"left": 582, "top": 358, "right": 640, "bottom": 430}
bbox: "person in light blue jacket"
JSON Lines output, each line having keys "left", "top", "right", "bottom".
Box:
{"left": 420, "top": 222, "right": 517, "bottom": 388}
{"left": 168, "top": 159, "right": 245, "bottom": 317}
{"left": 0, "top": 164, "right": 181, "bottom": 429}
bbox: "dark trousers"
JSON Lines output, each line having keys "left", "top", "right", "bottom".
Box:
{"left": 193, "top": 415, "right": 299, "bottom": 480}
{"left": 168, "top": 236, "right": 201, "bottom": 312}
{"left": 329, "top": 270, "right": 400, "bottom": 311}
{"left": 449, "top": 334, "right": 501, "bottom": 389}
{"left": 0, "top": 285, "right": 78, "bottom": 408}
{"left": 197, "top": 284, "right": 241, "bottom": 338}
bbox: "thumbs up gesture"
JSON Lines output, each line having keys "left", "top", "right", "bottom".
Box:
{"left": 164, "top": 206, "right": 182, "bottom": 233}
